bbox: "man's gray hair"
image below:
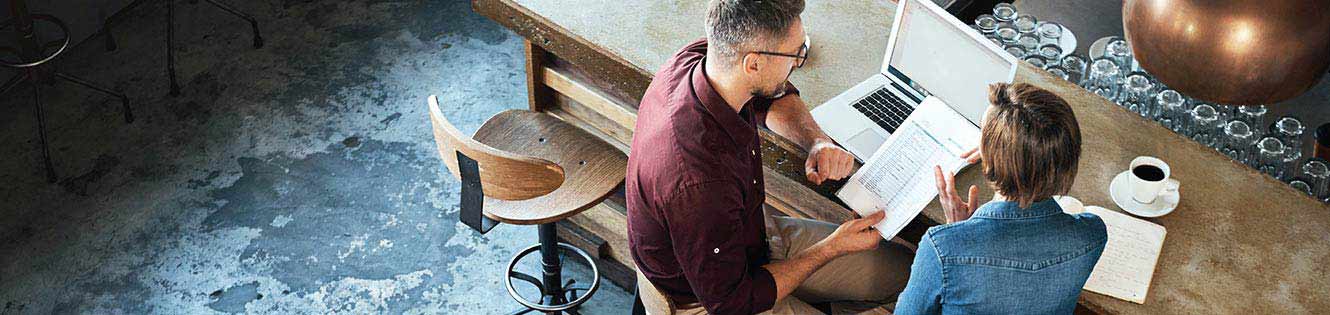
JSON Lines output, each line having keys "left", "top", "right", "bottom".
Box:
{"left": 706, "top": 0, "right": 805, "bottom": 65}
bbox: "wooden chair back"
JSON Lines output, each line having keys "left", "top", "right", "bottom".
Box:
{"left": 427, "top": 95, "right": 565, "bottom": 200}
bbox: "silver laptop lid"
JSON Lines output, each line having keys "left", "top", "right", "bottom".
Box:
{"left": 881, "top": 0, "right": 1017, "bottom": 124}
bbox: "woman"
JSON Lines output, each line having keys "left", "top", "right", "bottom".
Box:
{"left": 895, "top": 82, "right": 1108, "bottom": 315}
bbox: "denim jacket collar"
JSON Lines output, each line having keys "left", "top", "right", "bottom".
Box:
{"left": 972, "top": 198, "right": 1063, "bottom": 219}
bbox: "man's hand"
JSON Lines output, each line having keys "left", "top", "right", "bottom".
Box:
{"left": 934, "top": 165, "right": 979, "bottom": 224}
{"left": 805, "top": 139, "right": 855, "bottom": 185}
{"left": 821, "top": 211, "right": 886, "bottom": 255}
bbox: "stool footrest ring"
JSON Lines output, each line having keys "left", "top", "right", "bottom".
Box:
{"left": 504, "top": 242, "right": 600, "bottom": 312}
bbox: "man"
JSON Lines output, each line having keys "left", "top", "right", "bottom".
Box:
{"left": 626, "top": 1, "right": 914, "bottom": 314}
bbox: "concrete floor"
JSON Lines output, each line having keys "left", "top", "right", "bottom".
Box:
{"left": 0, "top": 0, "right": 629, "bottom": 314}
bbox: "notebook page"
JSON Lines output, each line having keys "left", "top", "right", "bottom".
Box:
{"left": 1082, "top": 206, "right": 1167, "bottom": 304}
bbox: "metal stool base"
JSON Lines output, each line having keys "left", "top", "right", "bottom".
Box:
{"left": 100, "top": 0, "right": 263, "bottom": 97}
{"left": 504, "top": 223, "right": 600, "bottom": 315}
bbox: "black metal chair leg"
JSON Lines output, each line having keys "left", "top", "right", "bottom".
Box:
{"left": 99, "top": 0, "right": 153, "bottom": 52}
{"left": 199, "top": 0, "right": 262, "bottom": 48}
{"left": 0, "top": 72, "right": 25, "bottom": 97}
{"left": 54, "top": 72, "right": 133, "bottom": 123}
{"left": 30, "top": 81, "right": 56, "bottom": 183}
{"left": 165, "top": 0, "right": 180, "bottom": 96}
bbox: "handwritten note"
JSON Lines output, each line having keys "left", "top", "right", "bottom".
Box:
{"left": 1082, "top": 206, "right": 1167, "bottom": 304}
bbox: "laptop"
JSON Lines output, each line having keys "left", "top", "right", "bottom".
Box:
{"left": 810, "top": 0, "right": 1017, "bottom": 239}
{"left": 811, "top": 0, "right": 1016, "bottom": 160}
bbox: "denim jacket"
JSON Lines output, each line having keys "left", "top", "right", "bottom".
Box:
{"left": 895, "top": 199, "right": 1108, "bottom": 315}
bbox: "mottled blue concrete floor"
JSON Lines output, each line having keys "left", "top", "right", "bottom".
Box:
{"left": 0, "top": 0, "right": 630, "bottom": 313}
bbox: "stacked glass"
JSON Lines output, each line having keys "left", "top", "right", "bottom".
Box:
{"left": 975, "top": 14, "right": 999, "bottom": 36}
{"left": 1188, "top": 104, "right": 1222, "bottom": 148}
{"left": 1023, "top": 55, "right": 1048, "bottom": 69}
{"left": 1105, "top": 38, "right": 1135, "bottom": 74}
{"left": 1237, "top": 105, "right": 1268, "bottom": 136}
{"left": 1155, "top": 89, "right": 1188, "bottom": 133}
{"left": 1222, "top": 120, "right": 1257, "bottom": 166}
{"left": 993, "top": 3, "right": 1017, "bottom": 25}
{"left": 1272, "top": 116, "right": 1306, "bottom": 180}
{"left": 1085, "top": 58, "right": 1122, "bottom": 101}
{"left": 1060, "top": 54, "right": 1087, "bottom": 85}
{"left": 1037, "top": 44, "right": 1062, "bottom": 68}
{"left": 1037, "top": 22, "right": 1063, "bottom": 47}
{"left": 1257, "top": 137, "right": 1287, "bottom": 179}
{"left": 1120, "top": 72, "right": 1155, "bottom": 118}
{"left": 1302, "top": 158, "right": 1330, "bottom": 198}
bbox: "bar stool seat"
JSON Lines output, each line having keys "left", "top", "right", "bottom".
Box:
{"left": 470, "top": 109, "right": 626, "bottom": 225}
{"left": 428, "top": 95, "right": 626, "bottom": 314}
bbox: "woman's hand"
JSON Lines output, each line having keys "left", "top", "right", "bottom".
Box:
{"left": 934, "top": 165, "right": 979, "bottom": 224}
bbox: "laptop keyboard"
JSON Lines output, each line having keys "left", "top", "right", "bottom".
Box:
{"left": 850, "top": 86, "right": 915, "bottom": 134}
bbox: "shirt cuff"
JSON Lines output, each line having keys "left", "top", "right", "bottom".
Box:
{"left": 750, "top": 266, "right": 778, "bottom": 312}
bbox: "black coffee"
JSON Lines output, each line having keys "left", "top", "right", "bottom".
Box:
{"left": 1133, "top": 165, "right": 1166, "bottom": 181}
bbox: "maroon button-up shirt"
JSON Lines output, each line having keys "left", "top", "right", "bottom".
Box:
{"left": 626, "top": 39, "right": 797, "bottom": 315}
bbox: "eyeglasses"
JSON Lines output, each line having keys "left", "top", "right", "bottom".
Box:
{"left": 752, "top": 35, "right": 810, "bottom": 69}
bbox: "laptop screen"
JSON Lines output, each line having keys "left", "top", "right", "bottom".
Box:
{"left": 881, "top": 0, "right": 1017, "bottom": 124}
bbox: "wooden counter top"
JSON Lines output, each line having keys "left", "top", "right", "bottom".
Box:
{"left": 477, "top": 0, "right": 1330, "bottom": 313}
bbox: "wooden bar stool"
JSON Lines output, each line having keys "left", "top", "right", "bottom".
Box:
{"left": 428, "top": 95, "right": 626, "bottom": 314}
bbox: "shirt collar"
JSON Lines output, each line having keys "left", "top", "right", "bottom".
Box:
{"left": 690, "top": 58, "right": 757, "bottom": 149}
{"left": 972, "top": 198, "right": 1064, "bottom": 219}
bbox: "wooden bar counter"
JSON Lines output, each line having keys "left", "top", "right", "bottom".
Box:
{"left": 473, "top": 0, "right": 1330, "bottom": 313}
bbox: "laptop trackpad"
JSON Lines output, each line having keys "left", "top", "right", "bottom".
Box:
{"left": 847, "top": 128, "right": 887, "bottom": 157}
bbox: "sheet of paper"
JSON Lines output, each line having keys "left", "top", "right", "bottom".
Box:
{"left": 1081, "top": 206, "right": 1167, "bottom": 304}
{"left": 839, "top": 98, "right": 977, "bottom": 240}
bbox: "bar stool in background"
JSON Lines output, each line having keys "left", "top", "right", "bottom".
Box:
{"left": 99, "top": 0, "right": 262, "bottom": 96}
{"left": 428, "top": 95, "right": 626, "bottom": 314}
{"left": 1, "top": 0, "right": 134, "bottom": 182}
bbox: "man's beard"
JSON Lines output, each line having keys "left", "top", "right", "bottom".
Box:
{"left": 751, "top": 82, "right": 787, "bottom": 100}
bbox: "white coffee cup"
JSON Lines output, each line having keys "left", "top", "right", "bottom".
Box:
{"left": 1129, "top": 156, "right": 1180, "bottom": 204}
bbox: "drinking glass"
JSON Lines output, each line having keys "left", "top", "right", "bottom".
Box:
{"left": 1237, "top": 105, "right": 1268, "bottom": 135}
{"left": 993, "top": 3, "right": 1017, "bottom": 24}
{"left": 1023, "top": 55, "right": 1048, "bottom": 69}
{"left": 1004, "top": 45, "right": 1027, "bottom": 59}
{"left": 1086, "top": 58, "right": 1122, "bottom": 100}
{"left": 1222, "top": 120, "right": 1257, "bottom": 165}
{"left": 1257, "top": 137, "right": 1287, "bottom": 179}
{"left": 1189, "top": 104, "right": 1221, "bottom": 148}
{"left": 975, "top": 14, "right": 999, "bottom": 35}
{"left": 1017, "top": 33, "right": 1040, "bottom": 51}
{"left": 1037, "top": 22, "right": 1063, "bottom": 46}
{"left": 1120, "top": 72, "right": 1155, "bottom": 117}
{"left": 1106, "top": 38, "right": 1134, "bottom": 73}
{"left": 1037, "top": 44, "right": 1062, "bottom": 66}
{"left": 1290, "top": 180, "right": 1313, "bottom": 196}
{"left": 1061, "top": 54, "right": 1087, "bottom": 85}
{"left": 1272, "top": 116, "right": 1306, "bottom": 158}
{"left": 1303, "top": 158, "right": 1330, "bottom": 198}
{"left": 1155, "top": 89, "right": 1188, "bottom": 132}
{"left": 995, "top": 27, "right": 1019, "bottom": 45}
{"left": 1045, "top": 65, "right": 1070, "bottom": 81}
{"left": 1014, "top": 15, "right": 1038, "bottom": 34}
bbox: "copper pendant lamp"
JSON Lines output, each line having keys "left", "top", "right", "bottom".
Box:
{"left": 1123, "top": 0, "right": 1330, "bottom": 105}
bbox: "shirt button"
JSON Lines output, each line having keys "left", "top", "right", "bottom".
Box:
{"left": 713, "top": 248, "right": 720, "bottom": 254}
{"left": 752, "top": 179, "right": 758, "bottom": 185}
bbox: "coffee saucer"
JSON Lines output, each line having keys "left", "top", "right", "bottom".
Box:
{"left": 1109, "top": 171, "right": 1179, "bottom": 218}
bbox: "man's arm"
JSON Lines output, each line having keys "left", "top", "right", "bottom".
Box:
{"left": 765, "top": 93, "right": 856, "bottom": 184}
{"left": 763, "top": 211, "right": 885, "bottom": 302}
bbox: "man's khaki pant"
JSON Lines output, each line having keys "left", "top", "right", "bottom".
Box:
{"left": 638, "top": 215, "right": 914, "bottom": 315}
